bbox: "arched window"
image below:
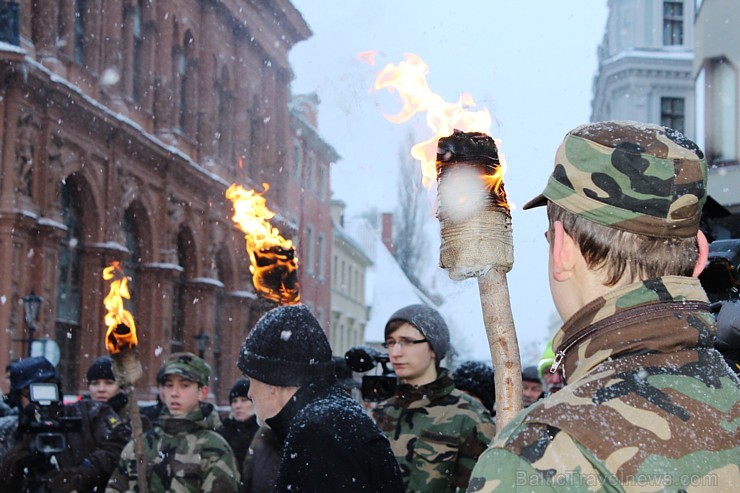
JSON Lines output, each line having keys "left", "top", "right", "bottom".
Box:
{"left": 56, "top": 180, "right": 83, "bottom": 392}
{"left": 123, "top": 208, "right": 142, "bottom": 315}
{"left": 131, "top": 1, "right": 144, "bottom": 103}
{"left": 73, "top": 0, "right": 86, "bottom": 65}
{"left": 172, "top": 228, "right": 193, "bottom": 352}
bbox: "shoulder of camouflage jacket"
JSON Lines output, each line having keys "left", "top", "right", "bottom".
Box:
{"left": 468, "top": 349, "right": 740, "bottom": 492}
{"left": 374, "top": 387, "right": 495, "bottom": 492}
{"left": 110, "top": 421, "right": 239, "bottom": 492}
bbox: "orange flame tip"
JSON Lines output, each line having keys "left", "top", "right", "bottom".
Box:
{"left": 102, "top": 261, "right": 138, "bottom": 354}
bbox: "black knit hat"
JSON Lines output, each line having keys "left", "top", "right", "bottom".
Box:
{"left": 229, "top": 379, "right": 251, "bottom": 402}
{"left": 452, "top": 361, "right": 495, "bottom": 413}
{"left": 238, "top": 304, "right": 334, "bottom": 387}
{"left": 86, "top": 356, "right": 115, "bottom": 383}
{"left": 384, "top": 304, "right": 450, "bottom": 360}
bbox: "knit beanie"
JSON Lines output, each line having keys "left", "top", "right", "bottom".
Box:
{"left": 384, "top": 304, "right": 450, "bottom": 360}
{"left": 522, "top": 366, "right": 541, "bottom": 383}
{"left": 86, "top": 356, "right": 115, "bottom": 383}
{"left": 238, "top": 304, "right": 334, "bottom": 387}
{"left": 229, "top": 379, "right": 251, "bottom": 402}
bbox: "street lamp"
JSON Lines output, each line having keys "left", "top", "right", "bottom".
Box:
{"left": 22, "top": 290, "right": 42, "bottom": 357}
{"left": 194, "top": 330, "right": 210, "bottom": 359}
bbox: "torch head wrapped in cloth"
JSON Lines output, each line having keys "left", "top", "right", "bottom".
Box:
{"left": 436, "top": 130, "right": 513, "bottom": 280}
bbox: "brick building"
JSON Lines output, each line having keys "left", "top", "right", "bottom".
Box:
{"left": 0, "top": 0, "right": 335, "bottom": 403}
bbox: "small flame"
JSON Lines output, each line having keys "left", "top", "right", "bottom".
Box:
{"left": 357, "top": 50, "right": 378, "bottom": 66}
{"left": 226, "top": 183, "right": 300, "bottom": 305}
{"left": 103, "top": 261, "right": 138, "bottom": 354}
{"left": 372, "top": 53, "right": 501, "bottom": 191}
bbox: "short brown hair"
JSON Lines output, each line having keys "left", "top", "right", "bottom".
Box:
{"left": 547, "top": 202, "right": 698, "bottom": 286}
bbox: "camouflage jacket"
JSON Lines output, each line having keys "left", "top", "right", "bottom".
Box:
{"left": 373, "top": 368, "right": 496, "bottom": 492}
{"left": 106, "top": 402, "right": 238, "bottom": 493}
{"left": 468, "top": 277, "right": 740, "bottom": 492}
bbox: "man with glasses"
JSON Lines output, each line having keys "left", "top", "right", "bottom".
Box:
{"left": 372, "top": 304, "right": 495, "bottom": 492}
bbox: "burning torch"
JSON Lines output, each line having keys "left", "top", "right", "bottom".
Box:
{"left": 226, "top": 183, "right": 301, "bottom": 307}
{"left": 103, "top": 261, "right": 150, "bottom": 493}
{"left": 371, "top": 53, "right": 522, "bottom": 430}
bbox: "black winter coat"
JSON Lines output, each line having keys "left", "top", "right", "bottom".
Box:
{"left": 266, "top": 380, "right": 404, "bottom": 493}
{"left": 218, "top": 415, "right": 259, "bottom": 469}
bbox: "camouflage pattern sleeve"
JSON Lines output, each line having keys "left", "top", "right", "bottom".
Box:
{"left": 467, "top": 424, "right": 624, "bottom": 493}
{"left": 198, "top": 431, "right": 239, "bottom": 492}
{"left": 453, "top": 413, "right": 496, "bottom": 490}
{"left": 104, "top": 439, "right": 136, "bottom": 493}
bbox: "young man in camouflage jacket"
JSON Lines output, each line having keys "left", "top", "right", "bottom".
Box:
{"left": 106, "top": 352, "right": 238, "bottom": 493}
{"left": 468, "top": 121, "right": 740, "bottom": 492}
{"left": 373, "top": 304, "right": 496, "bottom": 492}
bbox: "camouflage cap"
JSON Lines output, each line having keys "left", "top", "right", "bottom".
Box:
{"left": 523, "top": 121, "right": 707, "bottom": 238}
{"left": 157, "top": 352, "right": 211, "bottom": 386}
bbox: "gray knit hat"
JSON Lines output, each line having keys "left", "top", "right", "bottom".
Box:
{"left": 384, "top": 304, "right": 450, "bottom": 360}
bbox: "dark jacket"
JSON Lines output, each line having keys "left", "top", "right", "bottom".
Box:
{"left": 218, "top": 415, "right": 259, "bottom": 469}
{"left": 0, "top": 399, "right": 130, "bottom": 493}
{"left": 240, "top": 425, "right": 281, "bottom": 493}
{"left": 266, "top": 379, "right": 404, "bottom": 493}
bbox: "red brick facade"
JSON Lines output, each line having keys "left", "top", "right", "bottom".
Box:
{"left": 0, "top": 0, "right": 335, "bottom": 404}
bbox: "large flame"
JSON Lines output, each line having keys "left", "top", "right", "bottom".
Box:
{"left": 103, "top": 261, "right": 138, "bottom": 354}
{"left": 372, "top": 53, "right": 506, "bottom": 199}
{"left": 226, "top": 183, "right": 300, "bottom": 305}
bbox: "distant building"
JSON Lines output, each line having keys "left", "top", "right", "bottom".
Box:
{"left": 289, "top": 94, "right": 340, "bottom": 331}
{"left": 0, "top": 1, "right": 333, "bottom": 403}
{"left": 346, "top": 214, "right": 443, "bottom": 360}
{"left": 694, "top": 0, "right": 740, "bottom": 235}
{"left": 329, "top": 200, "right": 372, "bottom": 356}
{"left": 591, "top": 0, "right": 696, "bottom": 138}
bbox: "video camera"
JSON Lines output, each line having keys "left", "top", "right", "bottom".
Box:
{"left": 699, "top": 239, "right": 740, "bottom": 304}
{"left": 344, "top": 345, "right": 397, "bottom": 402}
{"left": 17, "top": 382, "right": 81, "bottom": 455}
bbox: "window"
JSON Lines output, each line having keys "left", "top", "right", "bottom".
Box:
{"left": 663, "top": 1, "right": 684, "bottom": 46}
{"left": 317, "top": 234, "right": 325, "bottom": 280}
{"left": 705, "top": 58, "right": 738, "bottom": 165}
{"left": 332, "top": 254, "right": 338, "bottom": 285}
{"left": 318, "top": 165, "right": 326, "bottom": 201}
{"left": 307, "top": 153, "right": 315, "bottom": 191}
{"left": 293, "top": 141, "right": 303, "bottom": 179}
{"left": 177, "top": 51, "right": 187, "bottom": 130}
{"left": 57, "top": 182, "right": 82, "bottom": 324}
{"left": 131, "top": 2, "right": 143, "bottom": 103}
{"left": 123, "top": 208, "right": 141, "bottom": 316}
{"left": 305, "top": 226, "right": 314, "bottom": 275}
{"left": 660, "top": 97, "right": 685, "bottom": 133}
{"left": 73, "top": 0, "right": 86, "bottom": 65}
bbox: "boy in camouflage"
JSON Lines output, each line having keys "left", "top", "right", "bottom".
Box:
{"left": 468, "top": 121, "right": 740, "bottom": 492}
{"left": 373, "top": 304, "right": 496, "bottom": 492}
{"left": 106, "top": 352, "right": 238, "bottom": 493}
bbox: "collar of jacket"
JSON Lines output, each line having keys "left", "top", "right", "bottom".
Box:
{"left": 265, "top": 378, "right": 337, "bottom": 442}
{"left": 393, "top": 367, "right": 455, "bottom": 408}
{"left": 160, "top": 401, "right": 220, "bottom": 434}
{"left": 551, "top": 276, "right": 714, "bottom": 384}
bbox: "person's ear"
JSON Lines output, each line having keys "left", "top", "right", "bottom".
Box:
{"left": 199, "top": 385, "right": 209, "bottom": 401}
{"left": 691, "top": 230, "right": 710, "bottom": 278}
{"left": 551, "top": 220, "right": 577, "bottom": 282}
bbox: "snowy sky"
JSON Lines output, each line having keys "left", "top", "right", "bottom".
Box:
{"left": 289, "top": 1, "right": 609, "bottom": 364}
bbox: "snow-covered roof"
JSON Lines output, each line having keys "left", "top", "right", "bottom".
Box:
{"left": 346, "top": 218, "right": 437, "bottom": 343}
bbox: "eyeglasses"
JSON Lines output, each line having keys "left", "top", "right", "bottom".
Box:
{"left": 382, "top": 338, "right": 429, "bottom": 350}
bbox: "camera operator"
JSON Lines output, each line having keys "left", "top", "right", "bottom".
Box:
{"left": 0, "top": 356, "right": 129, "bottom": 493}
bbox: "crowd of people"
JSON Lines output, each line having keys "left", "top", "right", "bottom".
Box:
{"left": 0, "top": 120, "right": 738, "bottom": 492}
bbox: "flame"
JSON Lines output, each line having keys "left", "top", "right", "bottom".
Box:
{"left": 372, "top": 53, "right": 502, "bottom": 192}
{"left": 103, "top": 261, "right": 138, "bottom": 354}
{"left": 357, "top": 50, "right": 378, "bottom": 66}
{"left": 226, "top": 183, "right": 300, "bottom": 305}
